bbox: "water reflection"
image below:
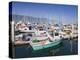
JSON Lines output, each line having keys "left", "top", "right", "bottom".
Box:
{"left": 15, "top": 39, "right": 78, "bottom": 58}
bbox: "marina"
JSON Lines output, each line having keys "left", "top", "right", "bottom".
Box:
{"left": 11, "top": 20, "right": 78, "bottom": 58}
{"left": 12, "top": 20, "right": 78, "bottom": 46}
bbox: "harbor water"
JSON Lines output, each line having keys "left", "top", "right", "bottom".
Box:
{"left": 14, "top": 39, "right": 78, "bottom": 58}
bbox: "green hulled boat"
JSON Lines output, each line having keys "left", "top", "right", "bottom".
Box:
{"left": 30, "top": 31, "right": 62, "bottom": 51}
{"left": 31, "top": 39, "right": 61, "bottom": 51}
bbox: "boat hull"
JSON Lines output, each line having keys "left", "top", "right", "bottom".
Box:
{"left": 31, "top": 39, "right": 62, "bottom": 51}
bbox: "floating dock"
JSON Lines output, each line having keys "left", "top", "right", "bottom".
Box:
{"left": 14, "top": 40, "right": 30, "bottom": 45}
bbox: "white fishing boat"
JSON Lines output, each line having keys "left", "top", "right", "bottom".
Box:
{"left": 30, "top": 30, "right": 62, "bottom": 51}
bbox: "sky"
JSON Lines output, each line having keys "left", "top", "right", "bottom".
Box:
{"left": 10, "top": 1, "right": 78, "bottom": 24}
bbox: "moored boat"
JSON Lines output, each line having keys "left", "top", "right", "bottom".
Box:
{"left": 30, "top": 31, "right": 62, "bottom": 51}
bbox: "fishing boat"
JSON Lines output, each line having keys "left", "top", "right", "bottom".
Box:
{"left": 30, "top": 30, "right": 62, "bottom": 51}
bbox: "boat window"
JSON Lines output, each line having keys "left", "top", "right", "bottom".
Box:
{"left": 55, "top": 33, "right": 59, "bottom": 36}
{"left": 29, "top": 26, "right": 32, "bottom": 30}
{"left": 28, "top": 33, "right": 32, "bottom": 36}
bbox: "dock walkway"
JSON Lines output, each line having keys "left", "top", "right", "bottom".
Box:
{"left": 14, "top": 40, "right": 30, "bottom": 45}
